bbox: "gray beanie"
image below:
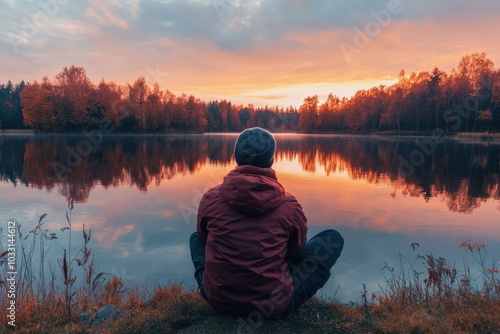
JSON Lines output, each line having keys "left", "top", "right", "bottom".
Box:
{"left": 234, "top": 127, "right": 276, "bottom": 168}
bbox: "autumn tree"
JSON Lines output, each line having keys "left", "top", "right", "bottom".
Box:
{"left": 20, "top": 79, "right": 55, "bottom": 132}
{"left": 127, "top": 77, "right": 149, "bottom": 131}
{"left": 146, "top": 84, "right": 163, "bottom": 131}
{"left": 458, "top": 53, "right": 495, "bottom": 131}
{"left": 93, "top": 80, "right": 123, "bottom": 128}
{"left": 227, "top": 101, "right": 241, "bottom": 131}
{"left": 428, "top": 67, "right": 445, "bottom": 129}
{"left": 363, "top": 86, "right": 387, "bottom": 131}
{"left": 185, "top": 95, "right": 207, "bottom": 132}
{"left": 87, "top": 80, "right": 123, "bottom": 127}
{"left": 53, "top": 66, "right": 94, "bottom": 130}
{"left": 298, "top": 95, "right": 319, "bottom": 132}
{"left": 381, "top": 71, "right": 407, "bottom": 132}
{"left": 458, "top": 53, "right": 495, "bottom": 94}
{"left": 170, "top": 94, "right": 187, "bottom": 131}
{"left": 317, "top": 93, "right": 341, "bottom": 131}
{"left": 161, "top": 90, "right": 176, "bottom": 132}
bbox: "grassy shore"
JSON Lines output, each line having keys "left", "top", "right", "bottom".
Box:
{"left": 1, "top": 215, "right": 499, "bottom": 333}
{"left": 2, "top": 278, "right": 500, "bottom": 334}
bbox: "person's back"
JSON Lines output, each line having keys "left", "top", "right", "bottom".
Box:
{"left": 190, "top": 127, "right": 344, "bottom": 320}
{"left": 198, "top": 164, "right": 307, "bottom": 317}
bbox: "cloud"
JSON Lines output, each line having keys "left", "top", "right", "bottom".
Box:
{"left": 0, "top": 0, "right": 499, "bottom": 107}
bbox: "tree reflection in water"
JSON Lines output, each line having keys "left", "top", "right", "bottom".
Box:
{"left": 0, "top": 134, "right": 498, "bottom": 213}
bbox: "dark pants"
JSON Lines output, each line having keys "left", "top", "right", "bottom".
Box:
{"left": 189, "top": 232, "right": 208, "bottom": 301}
{"left": 189, "top": 229, "right": 344, "bottom": 315}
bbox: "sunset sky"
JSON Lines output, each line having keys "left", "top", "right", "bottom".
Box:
{"left": 1, "top": 0, "right": 500, "bottom": 107}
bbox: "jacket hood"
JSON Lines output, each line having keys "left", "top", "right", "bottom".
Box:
{"left": 220, "top": 165, "right": 286, "bottom": 216}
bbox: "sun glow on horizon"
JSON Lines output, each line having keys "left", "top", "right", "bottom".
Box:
{"left": 189, "top": 78, "right": 399, "bottom": 108}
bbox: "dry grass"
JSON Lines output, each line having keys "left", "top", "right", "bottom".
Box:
{"left": 373, "top": 241, "right": 500, "bottom": 333}
{"left": 1, "top": 214, "right": 499, "bottom": 334}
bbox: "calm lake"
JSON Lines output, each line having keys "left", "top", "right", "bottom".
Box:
{"left": 1, "top": 134, "right": 499, "bottom": 302}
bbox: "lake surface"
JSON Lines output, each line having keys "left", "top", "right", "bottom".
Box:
{"left": 1, "top": 134, "right": 499, "bottom": 302}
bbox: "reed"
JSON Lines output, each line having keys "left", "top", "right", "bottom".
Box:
{"left": 0, "top": 208, "right": 108, "bottom": 332}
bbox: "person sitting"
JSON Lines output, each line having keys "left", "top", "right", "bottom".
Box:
{"left": 189, "top": 127, "right": 344, "bottom": 319}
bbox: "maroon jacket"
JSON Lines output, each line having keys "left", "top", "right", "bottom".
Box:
{"left": 197, "top": 165, "right": 308, "bottom": 318}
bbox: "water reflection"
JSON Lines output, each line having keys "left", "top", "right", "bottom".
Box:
{"left": 1, "top": 134, "right": 498, "bottom": 213}
{"left": 1, "top": 134, "right": 499, "bottom": 302}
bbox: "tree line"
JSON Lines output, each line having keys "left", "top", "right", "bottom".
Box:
{"left": 1, "top": 52, "right": 499, "bottom": 134}
{"left": 299, "top": 53, "right": 500, "bottom": 133}
{"left": 1, "top": 66, "right": 299, "bottom": 133}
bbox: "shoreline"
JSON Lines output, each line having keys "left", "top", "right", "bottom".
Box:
{"left": 2, "top": 129, "right": 500, "bottom": 143}
{"left": 0, "top": 129, "right": 34, "bottom": 134}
